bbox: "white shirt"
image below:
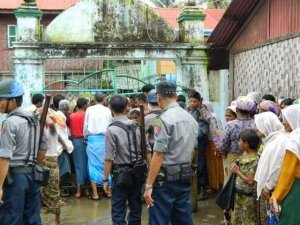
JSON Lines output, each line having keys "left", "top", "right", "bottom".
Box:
{"left": 56, "top": 110, "right": 74, "bottom": 154}
{"left": 45, "top": 128, "right": 60, "bottom": 157}
{"left": 83, "top": 104, "right": 113, "bottom": 137}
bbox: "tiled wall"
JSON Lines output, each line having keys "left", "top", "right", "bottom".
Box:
{"left": 232, "top": 36, "right": 300, "bottom": 99}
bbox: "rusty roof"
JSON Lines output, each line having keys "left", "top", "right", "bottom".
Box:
{"left": 0, "top": 0, "right": 80, "bottom": 11}
{"left": 207, "top": 0, "right": 262, "bottom": 69}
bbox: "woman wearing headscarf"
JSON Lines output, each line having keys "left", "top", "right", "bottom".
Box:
{"left": 269, "top": 105, "right": 300, "bottom": 225}
{"left": 254, "top": 112, "right": 289, "bottom": 225}
{"left": 219, "top": 96, "right": 257, "bottom": 172}
{"left": 259, "top": 100, "right": 280, "bottom": 116}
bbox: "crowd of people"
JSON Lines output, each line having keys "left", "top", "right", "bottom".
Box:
{"left": 0, "top": 79, "right": 300, "bottom": 225}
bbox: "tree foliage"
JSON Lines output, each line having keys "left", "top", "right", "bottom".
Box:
{"left": 207, "top": 0, "right": 230, "bottom": 9}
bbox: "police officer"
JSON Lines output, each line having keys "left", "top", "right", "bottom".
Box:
{"left": 103, "top": 95, "right": 147, "bottom": 225}
{"left": 0, "top": 80, "right": 48, "bottom": 225}
{"left": 145, "top": 89, "right": 162, "bottom": 161}
{"left": 144, "top": 81, "right": 198, "bottom": 225}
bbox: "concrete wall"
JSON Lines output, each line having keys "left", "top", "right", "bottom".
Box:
{"left": 208, "top": 69, "right": 229, "bottom": 126}
{"left": 232, "top": 35, "right": 300, "bottom": 99}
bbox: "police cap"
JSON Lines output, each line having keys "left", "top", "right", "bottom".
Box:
{"left": 0, "top": 80, "right": 24, "bottom": 98}
{"left": 156, "top": 81, "right": 176, "bottom": 95}
{"left": 147, "top": 89, "right": 157, "bottom": 103}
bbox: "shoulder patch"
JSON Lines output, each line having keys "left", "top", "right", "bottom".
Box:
{"left": 1, "top": 120, "right": 8, "bottom": 135}
{"left": 154, "top": 118, "right": 162, "bottom": 136}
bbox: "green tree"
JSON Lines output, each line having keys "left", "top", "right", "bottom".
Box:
{"left": 207, "top": 0, "right": 230, "bottom": 9}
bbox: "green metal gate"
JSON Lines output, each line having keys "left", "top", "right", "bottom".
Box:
{"left": 33, "top": 69, "right": 148, "bottom": 96}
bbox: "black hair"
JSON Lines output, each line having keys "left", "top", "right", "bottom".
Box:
{"left": 15, "top": 96, "right": 23, "bottom": 107}
{"left": 178, "top": 101, "right": 186, "bottom": 109}
{"left": 31, "top": 93, "right": 44, "bottom": 105}
{"left": 189, "top": 90, "right": 202, "bottom": 100}
{"left": 94, "top": 92, "right": 105, "bottom": 103}
{"left": 130, "top": 94, "right": 137, "bottom": 100}
{"left": 280, "top": 98, "right": 294, "bottom": 107}
{"left": 239, "top": 129, "right": 260, "bottom": 150}
{"left": 141, "top": 84, "right": 155, "bottom": 93}
{"left": 77, "top": 97, "right": 88, "bottom": 109}
{"left": 53, "top": 94, "right": 65, "bottom": 109}
{"left": 158, "top": 92, "right": 177, "bottom": 99}
{"left": 177, "top": 94, "right": 186, "bottom": 103}
{"left": 136, "top": 94, "right": 147, "bottom": 103}
{"left": 109, "top": 95, "right": 128, "bottom": 113}
{"left": 262, "top": 94, "right": 276, "bottom": 102}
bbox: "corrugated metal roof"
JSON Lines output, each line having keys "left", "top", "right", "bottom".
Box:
{"left": 208, "top": 0, "right": 262, "bottom": 69}
{"left": 208, "top": 0, "right": 261, "bottom": 47}
{"left": 153, "top": 8, "right": 225, "bottom": 31}
{"left": 0, "top": 0, "right": 80, "bottom": 11}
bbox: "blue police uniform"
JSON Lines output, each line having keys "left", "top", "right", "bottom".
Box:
{"left": 148, "top": 82, "right": 198, "bottom": 225}
{"left": 0, "top": 80, "right": 48, "bottom": 225}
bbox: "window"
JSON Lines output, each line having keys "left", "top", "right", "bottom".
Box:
{"left": 7, "top": 25, "right": 44, "bottom": 47}
{"left": 7, "top": 25, "right": 16, "bottom": 48}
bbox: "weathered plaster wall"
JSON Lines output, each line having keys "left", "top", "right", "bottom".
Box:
{"left": 43, "top": 0, "right": 177, "bottom": 43}
{"left": 232, "top": 36, "right": 300, "bottom": 99}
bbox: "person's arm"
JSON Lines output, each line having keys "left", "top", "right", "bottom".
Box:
{"left": 269, "top": 151, "right": 298, "bottom": 204}
{"left": 83, "top": 109, "right": 89, "bottom": 138}
{"left": 231, "top": 163, "right": 255, "bottom": 185}
{"left": 218, "top": 123, "right": 232, "bottom": 151}
{"left": 144, "top": 152, "right": 164, "bottom": 206}
{"left": 0, "top": 120, "right": 14, "bottom": 204}
{"left": 103, "top": 129, "right": 116, "bottom": 195}
{"left": 0, "top": 158, "right": 9, "bottom": 204}
{"left": 103, "top": 160, "right": 113, "bottom": 195}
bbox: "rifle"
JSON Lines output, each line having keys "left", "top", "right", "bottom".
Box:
{"left": 139, "top": 104, "right": 147, "bottom": 160}
{"left": 39, "top": 95, "right": 51, "bottom": 146}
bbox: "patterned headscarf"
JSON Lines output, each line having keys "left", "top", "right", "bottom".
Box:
{"left": 235, "top": 96, "right": 256, "bottom": 112}
{"left": 259, "top": 100, "right": 280, "bottom": 116}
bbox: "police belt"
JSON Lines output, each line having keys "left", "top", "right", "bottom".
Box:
{"left": 155, "top": 163, "right": 193, "bottom": 183}
{"left": 10, "top": 166, "right": 34, "bottom": 174}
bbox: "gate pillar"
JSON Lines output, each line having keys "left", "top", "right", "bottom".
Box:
{"left": 13, "top": 0, "right": 44, "bottom": 107}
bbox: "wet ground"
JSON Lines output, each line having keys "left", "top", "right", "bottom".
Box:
{"left": 42, "top": 192, "right": 223, "bottom": 225}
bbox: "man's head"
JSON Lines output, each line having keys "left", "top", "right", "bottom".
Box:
{"left": 156, "top": 81, "right": 177, "bottom": 109}
{"left": 0, "top": 80, "right": 24, "bottom": 114}
{"left": 59, "top": 99, "right": 70, "bottom": 116}
{"left": 53, "top": 94, "right": 65, "bottom": 110}
{"left": 76, "top": 97, "right": 89, "bottom": 110}
{"left": 188, "top": 90, "right": 202, "bottom": 109}
{"left": 109, "top": 95, "right": 128, "bottom": 115}
{"left": 134, "top": 94, "right": 147, "bottom": 106}
{"left": 262, "top": 94, "right": 276, "bottom": 102}
{"left": 141, "top": 84, "right": 155, "bottom": 96}
{"left": 94, "top": 92, "right": 105, "bottom": 103}
{"left": 31, "top": 93, "right": 44, "bottom": 108}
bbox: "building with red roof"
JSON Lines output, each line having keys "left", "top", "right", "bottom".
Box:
{"left": 0, "top": 0, "right": 224, "bottom": 82}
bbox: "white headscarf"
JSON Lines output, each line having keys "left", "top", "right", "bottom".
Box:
{"left": 254, "top": 112, "right": 287, "bottom": 199}
{"left": 247, "top": 91, "right": 262, "bottom": 104}
{"left": 282, "top": 105, "right": 300, "bottom": 159}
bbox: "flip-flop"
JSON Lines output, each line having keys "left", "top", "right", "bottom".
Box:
{"left": 88, "top": 195, "right": 100, "bottom": 200}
